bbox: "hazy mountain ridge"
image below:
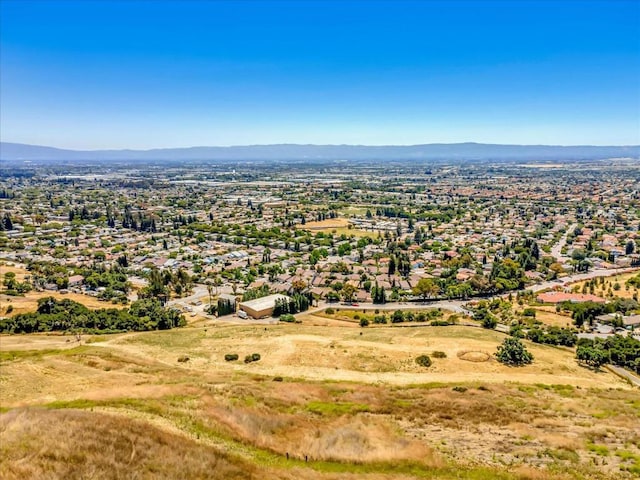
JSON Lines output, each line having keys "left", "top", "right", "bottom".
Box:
{"left": 1, "top": 142, "right": 638, "bottom": 162}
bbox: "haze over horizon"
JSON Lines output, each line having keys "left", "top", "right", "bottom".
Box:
{"left": 1, "top": 0, "right": 639, "bottom": 150}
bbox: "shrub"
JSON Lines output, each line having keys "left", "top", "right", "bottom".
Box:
{"left": 452, "top": 386, "right": 467, "bottom": 392}
{"left": 482, "top": 314, "right": 497, "bottom": 329}
{"left": 224, "top": 354, "right": 239, "bottom": 362}
{"left": 244, "top": 355, "right": 254, "bottom": 364}
{"left": 430, "top": 320, "right": 451, "bottom": 326}
{"left": 359, "top": 318, "right": 369, "bottom": 327}
{"left": 522, "top": 308, "right": 537, "bottom": 318}
{"left": 273, "top": 376, "right": 283, "bottom": 382}
{"left": 373, "top": 315, "right": 387, "bottom": 324}
{"left": 177, "top": 355, "right": 189, "bottom": 363}
{"left": 325, "top": 308, "right": 335, "bottom": 315}
{"left": 495, "top": 338, "right": 533, "bottom": 366}
{"left": 279, "top": 314, "right": 296, "bottom": 323}
{"left": 251, "top": 353, "right": 261, "bottom": 362}
{"left": 353, "top": 314, "right": 360, "bottom": 320}
{"left": 5, "top": 305, "right": 13, "bottom": 314}
{"left": 432, "top": 351, "right": 447, "bottom": 358}
{"left": 391, "top": 310, "right": 404, "bottom": 323}
{"left": 415, "top": 354, "right": 432, "bottom": 367}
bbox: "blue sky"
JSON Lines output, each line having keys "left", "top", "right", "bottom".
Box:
{"left": 1, "top": 0, "right": 639, "bottom": 149}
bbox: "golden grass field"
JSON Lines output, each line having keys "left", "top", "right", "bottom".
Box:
{"left": 2, "top": 320, "right": 639, "bottom": 480}
{"left": 299, "top": 218, "right": 378, "bottom": 238}
{"left": 568, "top": 272, "right": 640, "bottom": 300}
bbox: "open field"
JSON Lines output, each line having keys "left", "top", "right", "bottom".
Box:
{"left": 0, "top": 290, "right": 127, "bottom": 317}
{"left": 301, "top": 218, "right": 351, "bottom": 230}
{"left": 0, "top": 263, "right": 30, "bottom": 282}
{"left": 1, "top": 322, "right": 639, "bottom": 479}
{"left": 514, "top": 305, "right": 574, "bottom": 328}
{"left": 568, "top": 272, "right": 640, "bottom": 300}
{"left": 299, "top": 218, "right": 378, "bottom": 238}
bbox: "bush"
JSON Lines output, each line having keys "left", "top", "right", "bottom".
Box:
{"left": 279, "top": 314, "right": 296, "bottom": 323}
{"left": 522, "top": 308, "right": 537, "bottom": 318}
{"left": 495, "top": 338, "right": 533, "bottom": 366}
{"left": 452, "top": 386, "right": 467, "bottom": 392}
{"left": 482, "top": 315, "right": 497, "bottom": 329}
{"left": 391, "top": 310, "right": 404, "bottom": 323}
{"left": 177, "top": 355, "right": 189, "bottom": 363}
{"left": 359, "top": 318, "right": 369, "bottom": 327}
{"left": 242, "top": 353, "right": 261, "bottom": 364}
{"left": 430, "top": 320, "right": 451, "bottom": 326}
{"left": 415, "top": 354, "right": 432, "bottom": 367}
{"left": 224, "top": 354, "right": 239, "bottom": 362}
{"left": 325, "top": 308, "right": 335, "bottom": 314}
{"left": 432, "top": 351, "right": 447, "bottom": 358}
{"left": 5, "top": 305, "right": 13, "bottom": 314}
{"left": 373, "top": 315, "right": 387, "bottom": 324}
{"left": 273, "top": 376, "right": 283, "bottom": 382}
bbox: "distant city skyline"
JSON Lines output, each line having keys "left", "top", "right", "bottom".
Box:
{"left": 1, "top": 0, "right": 639, "bottom": 149}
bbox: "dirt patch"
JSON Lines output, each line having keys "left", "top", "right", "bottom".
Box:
{"left": 302, "top": 218, "right": 351, "bottom": 230}
{"left": 457, "top": 350, "right": 491, "bottom": 362}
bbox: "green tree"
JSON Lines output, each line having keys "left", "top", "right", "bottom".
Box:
{"left": 495, "top": 338, "right": 533, "bottom": 366}
{"left": 412, "top": 277, "right": 439, "bottom": 301}
{"left": 341, "top": 283, "right": 358, "bottom": 303}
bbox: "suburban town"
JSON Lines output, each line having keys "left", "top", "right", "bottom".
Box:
{"left": 2, "top": 157, "right": 640, "bottom": 479}
{"left": 2, "top": 1, "right": 640, "bottom": 479}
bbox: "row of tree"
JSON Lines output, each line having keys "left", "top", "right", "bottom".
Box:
{"left": 0, "top": 297, "right": 185, "bottom": 334}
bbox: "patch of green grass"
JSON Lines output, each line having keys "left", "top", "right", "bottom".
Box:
{"left": 0, "top": 345, "right": 94, "bottom": 362}
{"left": 544, "top": 447, "right": 580, "bottom": 463}
{"left": 39, "top": 394, "right": 562, "bottom": 479}
{"left": 591, "top": 410, "right": 619, "bottom": 419}
{"left": 586, "top": 442, "right": 609, "bottom": 456}
{"left": 616, "top": 450, "right": 640, "bottom": 462}
{"left": 305, "top": 401, "right": 369, "bottom": 416}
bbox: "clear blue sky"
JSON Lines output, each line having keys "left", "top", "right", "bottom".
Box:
{"left": 1, "top": 0, "right": 638, "bottom": 149}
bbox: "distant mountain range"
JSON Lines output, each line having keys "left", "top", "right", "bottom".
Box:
{"left": 1, "top": 142, "right": 638, "bottom": 162}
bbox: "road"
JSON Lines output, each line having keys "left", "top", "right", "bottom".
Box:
{"left": 606, "top": 365, "right": 640, "bottom": 388}
{"left": 550, "top": 223, "right": 577, "bottom": 263}
{"left": 174, "top": 264, "right": 637, "bottom": 324}
{"left": 304, "top": 266, "right": 638, "bottom": 319}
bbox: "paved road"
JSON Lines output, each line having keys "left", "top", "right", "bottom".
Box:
{"left": 606, "top": 365, "right": 640, "bottom": 388}
{"left": 527, "top": 266, "right": 639, "bottom": 294}
{"left": 303, "top": 266, "right": 638, "bottom": 319}
{"left": 550, "top": 223, "right": 577, "bottom": 264}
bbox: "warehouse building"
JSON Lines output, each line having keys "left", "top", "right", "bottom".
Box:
{"left": 238, "top": 294, "right": 290, "bottom": 319}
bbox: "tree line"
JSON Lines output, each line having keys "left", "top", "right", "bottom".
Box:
{"left": 0, "top": 297, "right": 185, "bottom": 334}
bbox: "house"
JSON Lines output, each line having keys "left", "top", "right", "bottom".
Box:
{"left": 68, "top": 275, "right": 84, "bottom": 287}
{"left": 623, "top": 314, "right": 640, "bottom": 328}
{"left": 239, "top": 294, "right": 291, "bottom": 319}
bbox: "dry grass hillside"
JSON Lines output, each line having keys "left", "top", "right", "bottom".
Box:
{"left": 1, "top": 322, "right": 639, "bottom": 479}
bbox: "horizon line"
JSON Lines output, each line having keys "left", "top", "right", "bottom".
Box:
{"left": 3, "top": 140, "right": 640, "bottom": 152}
